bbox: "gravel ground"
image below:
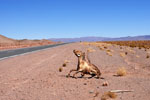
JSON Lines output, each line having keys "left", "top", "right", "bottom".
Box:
{"left": 0, "top": 42, "right": 150, "bottom": 100}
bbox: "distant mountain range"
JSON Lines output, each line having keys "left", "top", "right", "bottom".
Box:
{"left": 49, "top": 35, "right": 150, "bottom": 42}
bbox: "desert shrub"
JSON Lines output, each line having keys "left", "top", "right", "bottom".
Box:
{"left": 62, "top": 63, "right": 67, "bottom": 67}
{"left": 102, "top": 81, "right": 109, "bottom": 86}
{"left": 64, "top": 60, "right": 70, "bottom": 63}
{"left": 146, "top": 55, "right": 150, "bottom": 58}
{"left": 101, "top": 91, "right": 117, "bottom": 100}
{"left": 120, "top": 52, "right": 126, "bottom": 57}
{"left": 106, "top": 49, "right": 111, "bottom": 52}
{"left": 59, "top": 67, "right": 63, "bottom": 72}
{"left": 98, "top": 46, "right": 104, "bottom": 50}
{"left": 98, "top": 40, "right": 150, "bottom": 49}
{"left": 116, "top": 67, "right": 127, "bottom": 76}
{"left": 87, "top": 48, "right": 95, "bottom": 52}
{"left": 104, "top": 46, "right": 107, "bottom": 49}
{"left": 106, "top": 52, "right": 112, "bottom": 56}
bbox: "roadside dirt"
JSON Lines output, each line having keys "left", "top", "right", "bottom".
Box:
{"left": 0, "top": 42, "right": 150, "bottom": 100}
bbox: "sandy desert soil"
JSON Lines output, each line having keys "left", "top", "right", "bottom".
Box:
{"left": 0, "top": 42, "right": 150, "bottom": 100}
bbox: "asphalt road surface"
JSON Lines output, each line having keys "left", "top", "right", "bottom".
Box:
{"left": 0, "top": 43, "right": 69, "bottom": 60}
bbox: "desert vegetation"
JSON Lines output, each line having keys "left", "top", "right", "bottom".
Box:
{"left": 116, "top": 67, "right": 127, "bottom": 76}
{"left": 87, "top": 47, "right": 95, "bottom": 52}
{"left": 99, "top": 40, "right": 150, "bottom": 49}
{"left": 102, "top": 81, "right": 109, "bottom": 86}
{"left": 120, "top": 52, "right": 126, "bottom": 58}
{"left": 62, "top": 63, "right": 67, "bottom": 67}
{"left": 59, "top": 67, "right": 63, "bottom": 72}
{"left": 101, "top": 91, "right": 117, "bottom": 100}
{"left": 146, "top": 54, "right": 150, "bottom": 58}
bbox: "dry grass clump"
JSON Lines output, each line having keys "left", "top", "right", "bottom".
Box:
{"left": 59, "top": 60, "right": 70, "bottom": 72}
{"left": 81, "top": 42, "right": 102, "bottom": 47}
{"left": 106, "top": 52, "right": 112, "bottom": 56}
{"left": 101, "top": 91, "right": 117, "bottom": 100}
{"left": 101, "top": 40, "right": 150, "bottom": 49}
{"left": 116, "top": 67, "right": 127, "bottom": 76}
{"left": 106, "top": 49, "right": 113, "bottom": 52}
{"left": 64, "top": 60, "right": 70, "bottom": 63}
{"left": 102, "top": 81, "right": 109, "bottom": 86}
{"left": 59, "top": 67, "right": 63, "bottom": 72}
{"left": 104, "top": 46, "right": 107, "bottom": 49}
{"left": 80, "top": 42, "right": 90, "bottom": 45}
{"left": 120, "top": 52, "right": 126, "bottom": 57}
{"left": 87, "top": 48, "right": 95, "bottom": 52}
{"left": 106, "top": 49, "right": 111, "bottom": 52}
{"left": 97, "top": 46, "right": 104, "bottom": 50}
{"left": 105, "top": 49, "right": 114, "bottom": 56}
{"left": 62, "top": 60, "right": 70, "bottom": 67}
{"left": 146, "top": 55, "right": 150, "bottom": 58}
{"left": 62, "top": 63, "right": 67, "bottom": 67}
{"left": 128, "top": 49, "right": 135, "bottom": 54}
{"left": 90, "top": 42, "right": 100, "bottom": 46}
{"left": 99, "top": 47, "right": 104, "bottom": 50}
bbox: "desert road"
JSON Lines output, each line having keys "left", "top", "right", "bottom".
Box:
{"left": 0, "top": 43, "right": 69, "bottom": 60}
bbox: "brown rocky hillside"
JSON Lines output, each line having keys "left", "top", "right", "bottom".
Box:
{"left": 0, "top": 34, "right": 54, "bottom": 50}
{"left": 0, "top": 34, "right": 17, "bottom": 44}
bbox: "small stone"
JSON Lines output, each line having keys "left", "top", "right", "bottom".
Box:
{"left": 89, "top": 90, "right": 94, "bottom": 94}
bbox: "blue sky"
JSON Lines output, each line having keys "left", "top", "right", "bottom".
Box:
{"left": 0, "top": 0, "right": 150, "bottom": 39}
